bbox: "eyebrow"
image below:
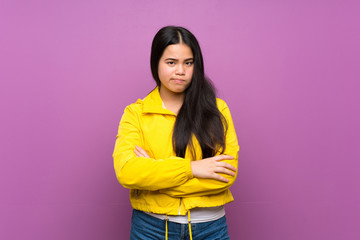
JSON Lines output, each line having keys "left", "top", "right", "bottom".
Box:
{"left": 164, "top": 58, "right": 194, "bottom": 61}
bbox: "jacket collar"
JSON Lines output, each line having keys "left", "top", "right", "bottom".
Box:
{"left": 141, "top": 87, "right": 176, "bottom": 116}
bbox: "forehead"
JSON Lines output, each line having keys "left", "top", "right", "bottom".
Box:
{"left": 161, "top": 44, "right": 193, "bottom": 59}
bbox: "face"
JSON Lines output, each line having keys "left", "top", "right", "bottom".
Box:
{"left": 157, "top": 43, "right": 194, "bottom": 97}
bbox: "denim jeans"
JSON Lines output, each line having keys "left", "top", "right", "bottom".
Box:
{"left": 130, "top": 209, "right": 231, "bottom": 240}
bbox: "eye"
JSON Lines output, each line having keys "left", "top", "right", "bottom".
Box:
{"left": 166, "top": 61, "right": 175, "bottom": 65}
{"left": 185, "top": 61, "right": 193, "bottom": 66}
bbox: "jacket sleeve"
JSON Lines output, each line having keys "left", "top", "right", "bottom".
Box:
{"left": 113, "top": 105, "right": 193, "bottom": 191}
{"left": 158, "top": 101, "right": 239, "bottom": 197}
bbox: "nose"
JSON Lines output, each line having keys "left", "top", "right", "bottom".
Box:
{"left": 175, "top": 64, "right": 185, "bottom": 75}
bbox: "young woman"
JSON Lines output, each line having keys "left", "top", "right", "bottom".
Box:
{"left": 113, "top": 26, "right": 239, "bottom": 240}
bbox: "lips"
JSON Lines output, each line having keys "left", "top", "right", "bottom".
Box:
{"left": 171, "top": 79, "right": 185, "bottom": 83}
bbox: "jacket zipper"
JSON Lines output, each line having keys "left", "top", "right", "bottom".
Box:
{"left": 178, "top": 197, "right": 182, "bottom": 215}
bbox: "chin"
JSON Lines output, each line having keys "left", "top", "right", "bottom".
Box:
{"left": 171, "top": 87, "right": 187, "bottom": 94}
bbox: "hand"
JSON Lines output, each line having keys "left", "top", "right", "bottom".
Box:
{"left": 191, "top": 155, "right": 237, "bottom": 183}
{"left": 134, "top": 145, "right": 150, "bottom": 158}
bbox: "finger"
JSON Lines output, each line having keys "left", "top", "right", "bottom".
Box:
{"left": 214, "top": 155, "right": 235, "bottom": 161}
{"left": 135, "top": 145, "right": 150, "bottom": 158}
{"left": 212, "top": 173, "right": 230, "bottom": 183}
{"left": 214, "top": 167, "right": 236, "bottom": 177}
{"left": 224, "top": 162, "right": 237, "bottom": 172}
{"left": 136, "top": 146, "right": 146, "bottom": 155}
{"left": 134, "top": 148, "right": 143, "bottom": 157}
{"left": 217, "top": 162, "right": 237, "bottom": 172}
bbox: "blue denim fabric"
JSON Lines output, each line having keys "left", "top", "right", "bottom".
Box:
{"left": 130, "top": 209, "right": 230, "bottom": 240}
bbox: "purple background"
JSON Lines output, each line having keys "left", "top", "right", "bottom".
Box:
{"left": 1, "top": 0, "right": 359, "bottom": 239}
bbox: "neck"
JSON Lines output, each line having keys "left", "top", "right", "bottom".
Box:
{"left": 159, "top": 87, "right": 184, "bottom": 115}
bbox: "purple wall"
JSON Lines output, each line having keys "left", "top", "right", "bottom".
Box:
{"left": 1, "top": 0, "right": 359, "bottom": 239}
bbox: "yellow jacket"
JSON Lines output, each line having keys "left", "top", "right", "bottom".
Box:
{"left": 113, "top": 87, "right": 239, "bottom": 215}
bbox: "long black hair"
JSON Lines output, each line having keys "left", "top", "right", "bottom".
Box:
{"left": 150, "top": 26, "right": 227, "bottom": 159}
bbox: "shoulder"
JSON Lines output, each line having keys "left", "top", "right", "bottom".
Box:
{"left": 120, "top": 93, "right": 149, "bottom": 122}
{"left": 123, "top": 88, "right": 155, "bottom": 114}
{"left": 216, "top": 98, "right": 235, "bottom": 122}
{"left": 124, "top": 98, "right": 144, "bottom": 114}
{"left": 216, "top": 98, "right": 229, "bottom": 112}
{"left": 118, "top": 101, "right": 142, "bottom": 126}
